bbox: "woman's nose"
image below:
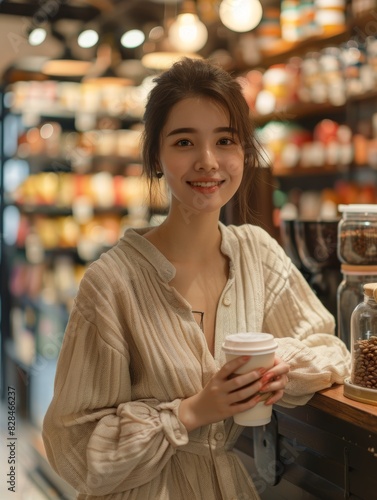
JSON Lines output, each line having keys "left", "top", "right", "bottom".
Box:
{"left": 194, "top": 147, "right": 219, "bottom": 171}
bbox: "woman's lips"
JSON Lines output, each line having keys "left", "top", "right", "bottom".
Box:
{"left": 187, "top": 180, "right": 225, "bottom": 194}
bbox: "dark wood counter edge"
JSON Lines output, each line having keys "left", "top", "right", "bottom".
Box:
{"left": 305, "top": 384, "right": 377, "bottom": 434}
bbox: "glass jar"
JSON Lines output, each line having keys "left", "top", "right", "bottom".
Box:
{"left": 337, "top": 264, "right": 377, "bottom": 349}
{"left": 350, "top": 283, "right": 377, "bottom": 392}
{"left": 337, "top": 204, "right": 377, "bottom": 265}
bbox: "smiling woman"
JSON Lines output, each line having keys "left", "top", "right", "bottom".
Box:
{"left": 142, "top": 57, "right": 259, "bottom": 223}
{"left": 157, "top": 96, "right": 244, "bottom": 215}
{"left": 42, "top": 57, "right": 350, "bottom": 500}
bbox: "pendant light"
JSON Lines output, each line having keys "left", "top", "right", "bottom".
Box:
{"left": 42, "top": 28, "right": 92, "bottom": 78}
{"left": 141, "top": 4, "right": 202, "bottom": 71}
{"left": 219, "top": 0, "right": 263, "bottom": 33}
{"left": 83, "top": 43, "right": 134, "bottom": 86}
{"left": 42, "top": 54, "right": 92, "bottom": 78}
{"left": 168, "top": 0, "right": 208, "bottom": 52}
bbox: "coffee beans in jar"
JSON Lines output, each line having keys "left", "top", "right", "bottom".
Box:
{"left": 351, "top": 336, "right": 377, "bottom": 389}
{"left": 338, "top": 204, "right": 377, "bottom": 265}
{"left": 350, "top": 282, "right": 377, "bottom": 393}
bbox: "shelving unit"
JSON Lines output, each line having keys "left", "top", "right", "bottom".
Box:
{"left": 0, "top": 77, "right": 169, "bottom": 424}
{"left": 240, "top": 7, "right": 377, "bottom": 222}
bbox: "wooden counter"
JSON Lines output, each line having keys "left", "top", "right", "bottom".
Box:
{"left": 311, "top": 384, "right": 377, "bottom": 433}
{"left": 236, "top": 384, "right": 377, "bottom": 500}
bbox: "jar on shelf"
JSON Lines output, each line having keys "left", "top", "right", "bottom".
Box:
{"left": 314, "top": 0, "right": 346, "bottom": 36}
{"left": 337, "top": 264, "right": 377, "bottom": 349}
{"left": 337, "top": 204, "right": 377, "bottom": 265}
{"left": 344, "top": 283, "right": 377, "bottom": 405}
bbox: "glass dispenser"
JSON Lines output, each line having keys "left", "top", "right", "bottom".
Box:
{"left": 337, "top": 204, "right": 377, "bottom": 265}
{"left": 344, "top": 282, "right": 377, "bottom": 405}
{"left": 337, "top": 264, "right": 377, "bottom": 349}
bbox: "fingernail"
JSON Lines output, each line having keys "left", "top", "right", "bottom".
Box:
{"left": 242, "top": 356, "right": 251, "bottom": 361}
{"left": 258, "top": 367, "right": 266, "bottom": 375}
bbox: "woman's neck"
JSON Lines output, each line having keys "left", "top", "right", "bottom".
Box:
{"left": 146, "top": 208, "right": 222, "bottom": 265}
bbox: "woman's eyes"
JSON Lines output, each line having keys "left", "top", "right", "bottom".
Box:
{"left": 175, "top": 137, "right": 236, "bottom": 147}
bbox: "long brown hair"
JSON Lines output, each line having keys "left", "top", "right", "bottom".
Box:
{"left": 141, "top": 57, "right": 262, "bottom": 223}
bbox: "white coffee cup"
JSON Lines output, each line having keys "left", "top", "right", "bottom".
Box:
{"left": 222, "top": 332, "right": 278, "bottom": 426}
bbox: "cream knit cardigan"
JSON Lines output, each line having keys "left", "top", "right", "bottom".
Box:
{"left": 42, "top": 223, "right": 351, "bottom": 499}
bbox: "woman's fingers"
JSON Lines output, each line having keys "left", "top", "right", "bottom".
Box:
{"left": 258, "top": 358, "right": 290, "bottom": 405}
{"left": 264, "top": 389, "right": 284, "bottom": 405}
{"left": 218, "top": 355, "right": 252, "bottom": 379}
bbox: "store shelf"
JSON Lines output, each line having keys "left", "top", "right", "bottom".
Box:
{"left": 273, "top": 164, "right": 349, "bottom": 178}
{"left": 254, "top": 101, "right": 347, "bottom": 126}
{"left": 244, "top": 10, "right": 377, "bottom": 71}
{"left": 256, "top": 28, "right": 350, "bottom": 68}
{"left": 13, "top": 203, "right": 130, "bottom": 216}
{"left": 10, "top": 106, "right": 143, "bottom": 126}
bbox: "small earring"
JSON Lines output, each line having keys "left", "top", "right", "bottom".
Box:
{"left": 156, "top": 171, "right": 163, "bottom": 179}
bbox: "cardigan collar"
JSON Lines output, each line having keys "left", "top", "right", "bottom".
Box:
{"left": 120, "top": 222, "right": 236, "bottom": 282}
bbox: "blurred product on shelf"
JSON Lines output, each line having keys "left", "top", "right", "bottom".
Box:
{"left": 255, "top": 6, "right": 281, "bottom": 50}
{"left": 256, "top": 119, "right": 354, "bottom": 171}
{"left": 10, "top": 172, "right": 162, "bottom": 209}
{"left": 9, "top": 78, "right": 154, "bottom": 120}
{"left": 352, "top": 0, "right": 377, "bottom": 16}
{"left": 276, "top": 181, "right": 377, "bottom": 224}
{"left": 314, "top": 0, "right": 347, "bottom": 35}
{"left": 239, "top": 33, "right": 377, "bottom": 117}
{"left": 280, "top": 0, "right": 317, "bottom": 42}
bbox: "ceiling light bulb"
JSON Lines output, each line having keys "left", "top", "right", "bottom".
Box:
{"left": 78, "top": 29, "right": 99, "bottom": 48}
{"left": 121, "top": 29, "right": 145, "bottom": 49}
{"left": 219, "top": 0, "right": 263, "bottom": 33}
{"left": 28, "top": 28, "right": 47, "bottom": 46}
{"left": 168, "top": 12, "right": 208, "bottom": 52}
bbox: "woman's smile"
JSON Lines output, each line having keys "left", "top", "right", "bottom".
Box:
{"left": 187, "top": 177, "right": 226, "bottom": 194}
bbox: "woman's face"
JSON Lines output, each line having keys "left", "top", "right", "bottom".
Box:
{"left": 159, "top": 96, "right": 245, "bottom": 217}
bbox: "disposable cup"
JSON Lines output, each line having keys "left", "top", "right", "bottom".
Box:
{"left": 222, "top": 332, "right": 278, "bottom": 426}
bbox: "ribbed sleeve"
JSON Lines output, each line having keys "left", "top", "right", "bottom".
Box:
{"left": 42, "top": 265, "right": 189, "bottom": 496}
{"left": 255, "top": 226, "right": 351, "bottom": 407}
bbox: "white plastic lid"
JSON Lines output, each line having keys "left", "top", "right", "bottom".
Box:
{"left": 222, "top": 332, "right": 278, "bottom": 355}
{"left": 338, "top": 204, "right": 377, "bottom": 214}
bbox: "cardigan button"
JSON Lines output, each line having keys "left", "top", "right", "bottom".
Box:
{"left": 215, "top": 432, "right": 224, "bottom": 441}
{"left": 223, "top": 296, "right": 231, "bottom": 306}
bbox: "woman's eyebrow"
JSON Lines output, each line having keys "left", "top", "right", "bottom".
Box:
{"left": 166, "top": 127, "right": 196, "bottom": 137}
{"left": 166, "top": 126, "right": 238, "bottom": 137}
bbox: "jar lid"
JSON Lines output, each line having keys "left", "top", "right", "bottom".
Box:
{"left": 341, "top": 264, "right": 377, "bottom": 274}
{"left": 338, "top": 204, "right": 377, "bottom": 213}
{"left": 363, "top": 283, "right": 377, "bottom": 299}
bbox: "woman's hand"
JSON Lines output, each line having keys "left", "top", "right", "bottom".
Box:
{"left": 178, "top": 355, "right": 289, "bottom": 432}
{"left": 258, "top": 355, "right": 290, "bottom": 405}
